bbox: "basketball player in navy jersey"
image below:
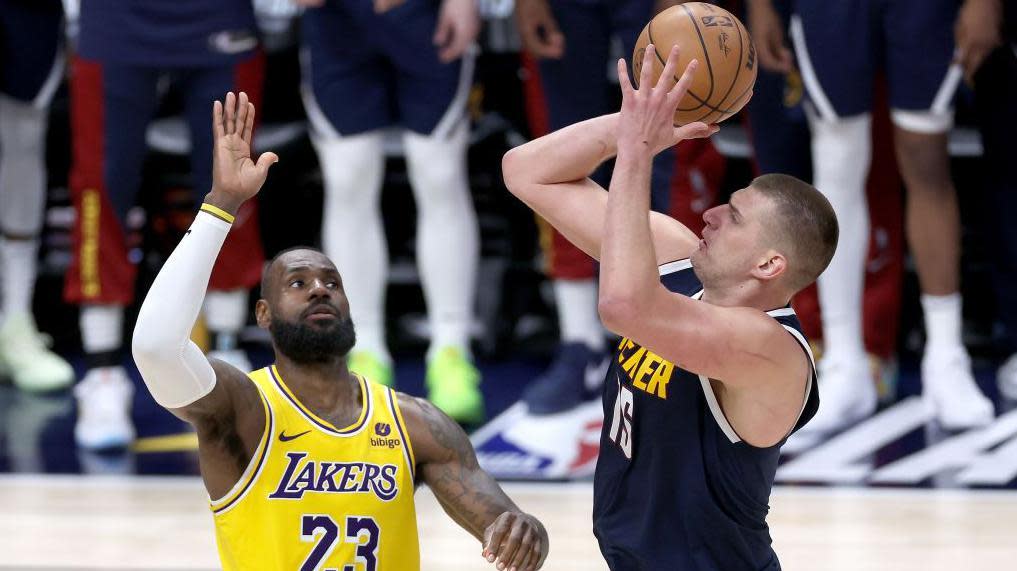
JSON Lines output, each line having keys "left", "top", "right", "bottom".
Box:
{"left": 504, "top": 46, "right": 837, "bottom": 569}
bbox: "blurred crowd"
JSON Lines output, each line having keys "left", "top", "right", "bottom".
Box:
{"left": 0, "top": 0, "right": 1014, "bottom": 453}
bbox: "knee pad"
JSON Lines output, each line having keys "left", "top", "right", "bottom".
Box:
{"left": 0, "top": 95, "right": 48, "bottom": 236}
{"left": 402, "top": 122, "right": 470, "bottom": 210}
{"left": 807, "top": 110, "right": 873, "bottom": 193}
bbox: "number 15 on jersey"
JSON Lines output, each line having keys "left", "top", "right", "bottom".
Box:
{"left": 608, "top": 377, "right": 634, "bottom": 459}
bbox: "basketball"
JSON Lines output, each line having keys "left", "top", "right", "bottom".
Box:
{"left": 633, "top": 2, "right": 757, "bottom": 125}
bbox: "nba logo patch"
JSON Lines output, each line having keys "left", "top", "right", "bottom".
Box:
{"left": 472, "top": 401, "right": 604, "bottom": 479}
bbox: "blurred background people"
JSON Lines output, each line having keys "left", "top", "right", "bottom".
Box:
{"left": 958, "top": 0, "right": 1017, "bottom": 400}
{"left": 748, "top": 0, "right": 994, "bottom": 440}
{"left": 65, "top": 0, "right": 267, "bottom": 449}
{"left": 514, "top": 0, "right": 680, "bottom": 415}
{"left": 296, "top": 0, "right": 485, "bottom": 423}
{"left": 0, "top": 0, "right": 74, "bottom": 393}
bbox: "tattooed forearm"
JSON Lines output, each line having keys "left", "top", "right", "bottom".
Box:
{"left": 420, "top": 398, "right": 480, "bottom": 469}
{"left": 414, "top": 398, "right": 519, "bottom": 540}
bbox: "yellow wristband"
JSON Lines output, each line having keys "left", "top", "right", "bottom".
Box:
{"left": 200, "top": 203, "right": 236, "bottom": 224}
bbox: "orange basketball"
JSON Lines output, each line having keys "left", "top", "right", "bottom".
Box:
{"left": 633, "top": 2, "right": 757, "bottom": 125}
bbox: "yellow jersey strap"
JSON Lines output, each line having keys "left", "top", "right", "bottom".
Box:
{"left": 384, "top": 387, "right": 417, "bottom": 481}
{"left": 210, "top": 372, "right": 273, "bottom": 514}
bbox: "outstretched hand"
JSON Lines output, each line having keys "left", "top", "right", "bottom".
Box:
{"left": 616, "top": 45, "right": 718, "bottom": 157}
{"left": 208, "top": 91, "right": 278, "bottom": 213}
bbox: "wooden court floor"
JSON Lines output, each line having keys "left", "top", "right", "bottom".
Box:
{"left": 1, "top": 476, "right": 1015, "bottom": 570}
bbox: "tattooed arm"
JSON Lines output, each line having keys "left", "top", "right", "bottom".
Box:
{"left": 398, "top": 394, "right": 549, "bottom": 571}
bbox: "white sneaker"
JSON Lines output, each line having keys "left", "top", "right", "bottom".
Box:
{"left": 0, "top": 313, "right": 74, "bottom": 392}
{"left": 792, "top": 351, "right": 878, "bottom": 439}
{"left": 74, "top": 366, "right": 136, "bottom": 450}
{"left": 997, "top": 353, "right": 1017, "bottom": 401}
{"left": 922, "top": 346, "right": 994, "bottom": 430}
{"left": 208, "top": 348, "right": 252, "bottom": 373}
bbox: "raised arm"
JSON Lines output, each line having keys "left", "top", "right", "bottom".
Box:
{"left": 501, "top": 113, "right": 700, "bottom": 265}
{"left": 131, "top": 92, "right": 277, "bottom": 428}
{"left": 598, "top": 48, "right": 807, "bottom": 446}
{"left": 399, "top": 394, "right": 549, "bottom": 571}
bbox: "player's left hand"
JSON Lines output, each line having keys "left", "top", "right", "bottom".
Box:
{"left": 616, "top": 44, "right": 718, "bottom": 157}
{"left": 481, "top": 511, "right": 548, "bottom": 571}
{"left": 955, "top": 0, "right": 1003, "bottom": 84}
{"left": 434, "top": 0, "right": 480, "bottom": 63}
{"left": 209, "top": 91, "right": 278, "bottom": 213}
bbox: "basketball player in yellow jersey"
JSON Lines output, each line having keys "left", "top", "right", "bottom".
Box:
{"left": 131, "top": 92, "right": 549, "bottom": 571}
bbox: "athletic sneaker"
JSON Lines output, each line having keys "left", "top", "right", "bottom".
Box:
{"left": 998, "top": 353, "right": 1017, "bottom": 402}
{"left": 74, "top": 366, "right": 136, "bottom": 450}
{"left": 208, "top": 348, "right": 252, "bottom": 373}
{"left": 922, "top": 345, "right": 994, "bottom": 430}
{"left": 426, "top": 346, "right": 484, "bottom": 424}
{"left": 788, "top": 350, "right": 877, "bottom": 441}
{"left": 349, "top": 350, "right": 394, "bottom": 388}
{"left": 0, "top": 312, "right": 74, "bottom": 392}
{"left": 523, "top": 342, "right": 609, "bottom": 415}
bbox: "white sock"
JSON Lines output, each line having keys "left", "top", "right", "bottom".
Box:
{"left": 554, "top": 278, "right": 605, "bottom": 351}
{"left": 404, "top": 123, "right": 479, "bottom": 357}
{"left": 0, "top": 238, "right": 38, "bottom": 321}
{"left": 809, "top": 113, "right": 872, "bottom": 361}
{"left": 0, "top": 95, "right": 47, "bottom": 238}
{"left": 921, "top": 292, "right": 963, "bottom": 351}
{"left": 204, "top": 289, "right": 247, "bottom": 351}
{"left": 313, "top": 131, "right": 390, "bottom": 363}
{"left": 80, "top": 304, "right": 124, "bottom": 353}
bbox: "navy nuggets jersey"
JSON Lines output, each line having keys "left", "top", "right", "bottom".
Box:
{"left": 593, "top": 259, "right": 818, "bottom": 570}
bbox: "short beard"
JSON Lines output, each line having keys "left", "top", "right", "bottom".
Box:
{"left": 271, "top": 315, "right": 356, "bottom": 364}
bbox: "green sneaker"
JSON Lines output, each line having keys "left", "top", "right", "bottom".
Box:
{"left": 0, "top": 313, "right": 74, "bottom": 393}
{"left": 426, "top": 347, "right": 485, "bottom": 424}
{"left": 348, "top": 350, "right": 394, "bottom": 387}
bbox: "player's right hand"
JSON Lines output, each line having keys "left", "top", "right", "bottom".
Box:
{"left": 616, "top": 45, "right": 717, "bottom": 157}
{"left": 955, "top": 0, "right": 1003, "bottom": 84}
{"left": 514, "top": 0, "right": 564, "bottom": 60}
{"left": 746, "top": 0, "right": 793, "bottom": 73}
{"left": 482, "top": 511, "right": 548, "bottom": 571}
{"left": 208, "top": 92, "right": 278, "bottom": 212}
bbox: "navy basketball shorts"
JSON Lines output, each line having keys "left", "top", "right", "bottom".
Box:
{"left": 0, "top": 0, "right": 64, "bottom": 108}
{"left": 790, "top": 0, "right": 960, "bottom": 133}
{"left": 300, "top": 0, "right": 472, "bottom": 137}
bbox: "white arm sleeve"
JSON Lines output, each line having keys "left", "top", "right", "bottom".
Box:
{"left": 132, "top": 211, "right": 231, "bottom": 409}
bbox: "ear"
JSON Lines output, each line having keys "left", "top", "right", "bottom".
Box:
{"left": 752, "top": 251, "right": 787, "bottom": 282}
{"left": 255, "top": 299, "right": 271, "bottom": 329}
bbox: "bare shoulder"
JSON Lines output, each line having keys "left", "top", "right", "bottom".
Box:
{"left": 396, "top": 392, "right": 476, "bottom": 466}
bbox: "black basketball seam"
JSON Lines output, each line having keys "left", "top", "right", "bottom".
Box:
{"left": 694, "top": 84, "right": 752, "bottom": 125}
{"left": 705, "top": 13, "right": 746, "bottom": 123}
{"left": 681, "top": 3, "right": 717, "bottom": 103}
{"left": 681, "top": 80, "right": 754, "bottom": 115}
{"left": 647, "top": 24, "right": 709, "bottom": 112}
{"left": 647, "top": 6, "right": 753, "bottom": 118}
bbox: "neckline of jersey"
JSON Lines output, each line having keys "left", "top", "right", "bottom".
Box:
{"left": 269, "top": 365, "right": 371, "bottom": 436}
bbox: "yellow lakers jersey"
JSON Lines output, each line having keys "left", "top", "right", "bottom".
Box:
{"left": 211, "top": 365, "right": 419, "bottom": 571}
